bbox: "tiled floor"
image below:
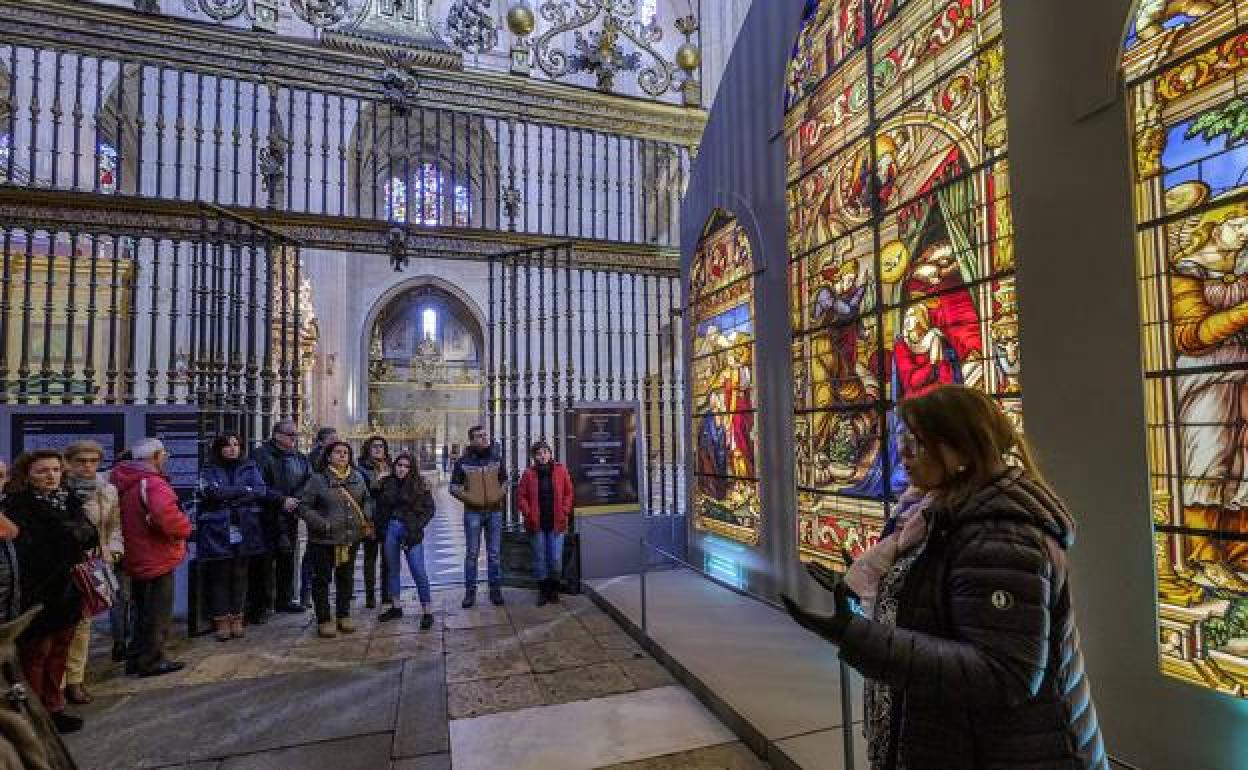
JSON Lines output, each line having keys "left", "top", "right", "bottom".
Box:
{"left": 67, "top": 575, "right": 751, "bottom": 768}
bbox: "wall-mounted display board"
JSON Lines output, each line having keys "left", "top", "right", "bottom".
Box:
{"left": 784, "top": 0, "right": 1022, "bottom": 569}
{"left": 1122, "top": 0, "right": 1248, "bottom": 697}
{"left": 566, "top": 402, "right": 641, "bottom": 515}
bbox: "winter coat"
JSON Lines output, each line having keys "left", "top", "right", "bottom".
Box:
{"left": 197, "top": 459, "right": 273, "bottom": 560}
{"left": 250, "top": 440, "right": 312, "bottom": 551}
{"left": 376, "top": 475, "right": 435, "bottom": 545}
{"left": 450, "top": 445, "right": 508, "bottom": 512}
{"left": 357, "top": 458, "right": 391, "bottom": 538}
{"left": 70, "top": 475, "right": 123, "bottom": 559}
{"left": 297, "top": 468, "right": 370, "bottom": 546}
{"left": 112, "top": 462, "right": 192, "bottom": 581}
{"left": 517, "top": 462, "right": 575, "bottom": 534}
{"left": 4, "top": 490, "right": 99, "bottom": 639}
{"left": 836, "top": 467, "right": 1106, "bottom": 770}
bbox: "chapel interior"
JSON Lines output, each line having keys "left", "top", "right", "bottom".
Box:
{"left": 0, "top": 1, "right": 1245, "bottom": 769}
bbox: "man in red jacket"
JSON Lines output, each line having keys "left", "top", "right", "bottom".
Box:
{"left": 111, "top": 438, "right": 192, "bottom": 677}
{"left": 516, "top": 440, "right": 575, "bottom": 606}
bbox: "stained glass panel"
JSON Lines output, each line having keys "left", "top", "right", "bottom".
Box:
{"left": 1124, "top": 0, "right": 1248, "bottom": 696}
{"left": 97, "top": 142, "right": 118, "bottom": 195}
{"left": 786, "top": 0, "right": 1017, "bottom": 568}
{"left": 690, "top": 211, "right": 761, "bottom": 546}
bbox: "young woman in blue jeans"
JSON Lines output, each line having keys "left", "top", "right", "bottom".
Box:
{"left": 377, "top": 454, "right": 436, "bottom": 628}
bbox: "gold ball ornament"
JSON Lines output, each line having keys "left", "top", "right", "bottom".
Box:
{"left": 675, "top": 42, "right": 701, "bottom": 73}
{"left": 507, "top": 2, "right": 536, "bottom": 37}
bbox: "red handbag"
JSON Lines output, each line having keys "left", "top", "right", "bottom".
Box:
{"left": 71, "top": 554, "right": 116, "bottom": 617}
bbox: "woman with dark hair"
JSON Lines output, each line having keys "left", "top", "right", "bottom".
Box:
{"left": 784, "top": 385, "right": 1105, "bottom": 770}
{"left": 377, "top": 453, "right": 436, "bottom": 628}
{"left": 3, "top": 450, "right": 98, "bottom": 733}
{"left": 357, "top": 435, "right": 392, "bottom": 609}
{"left": 198, "top": 434, "right": 272, "bottom": 641}
{"left": 516, "top": 440, "right": 574, "bottom": 606}
{"left": 298, "top": 441, "right": 370, "bottom": 638}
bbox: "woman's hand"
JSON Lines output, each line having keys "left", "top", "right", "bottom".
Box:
{"left": 781, "top": 594, "right": 849, "bottom": 644}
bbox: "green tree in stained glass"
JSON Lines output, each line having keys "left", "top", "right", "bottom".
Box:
{"left": 1186, "top": 98, "right": 1248, "bottom": 144}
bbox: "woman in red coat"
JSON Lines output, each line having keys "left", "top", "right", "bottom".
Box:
{"left": 516, "top": 441, "right": 574, "bottom": 606}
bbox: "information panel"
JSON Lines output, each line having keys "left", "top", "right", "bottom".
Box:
{"left": 9, "top": 412, "right": 126, "bottom": 465}
{"left": 566, "top": 401, "right": 641, "bottom": 515}
{"left": 145, "top": 410, "right": 201, "bottom": 504}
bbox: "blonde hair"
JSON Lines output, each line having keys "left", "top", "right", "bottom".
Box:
{"left": 897, "top": 385, "right": 1046, "bottom": 506}
{"left": 1173, "top": 201, "right": 1248, "bottom": 265}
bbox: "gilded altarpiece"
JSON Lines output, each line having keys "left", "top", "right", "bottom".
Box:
{"left": 1124, "top": 0, "right": 1248, "bottom": 696}
{"left": 690, "top": 211, "right": 761, "bottom": 545}
{"left": 785, "top": 0, "right": 1020, "bottom": 568}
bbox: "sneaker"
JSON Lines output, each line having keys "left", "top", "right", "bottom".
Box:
{"left": 379, "top": 607, "right": 403, "bottom": 623}
{"left": 317, "top": 622, "right": 338, "bottom": 638}
{"left": 489, "top": 587, "right": 505, "bottom": 606}
{"left": 461, "top": 592, "right": 476, "bottom": 609}
{"left": 337, "top": 617, "right": 356, "bottom": 634}
{"left": 51, "top": 711, "right": 83, "bottom": 734}
{"left": 420, "top": 613, "right": 435, "bottom": 630}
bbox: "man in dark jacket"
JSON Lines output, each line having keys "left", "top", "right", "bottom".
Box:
{"left": 248, "top": 420, "right": 311, "bottom": 619}
{"left": 307, "top": 426, "right": 338, "bottom": 473}
{"left": 449, "top": 426, "right": 509, "bottom": 608}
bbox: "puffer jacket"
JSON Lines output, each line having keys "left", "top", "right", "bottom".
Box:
{"left": 197, "top": 459, "right": 274, "bottom": 560}
{"left": 376, "top": 475, "right": 435, "bottom": 545}
{"left": 837, "top": 467, "right": 1106, "bottom": 770}
{"left": 297, "top": 469, "right": 370, "bottom": 546}
{"left": 450, "top": 445, "right": 509, "bottom": 513}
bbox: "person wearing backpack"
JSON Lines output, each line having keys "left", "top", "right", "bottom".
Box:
{"left": 111, "top": 438, "right": 191, "bottom": 678}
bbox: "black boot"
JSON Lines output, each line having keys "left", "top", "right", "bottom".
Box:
{"left": 536, "top": 581, "right": 549, "bottom": 607}
{"left": 547, "top": 579, "right": 561, "bottom": 603}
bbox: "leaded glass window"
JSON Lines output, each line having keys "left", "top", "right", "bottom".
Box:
{"left": 1123, "top": 0, "right": 1248, "bottom": 696}
{"left": 384, "top": 164, "right": 470, "bottom": 226}
{"left": 690, "top": 211, "right": 761, "bottom": 545}
{"left": 785, "top": 0, "right": 1018, "bottom": 568}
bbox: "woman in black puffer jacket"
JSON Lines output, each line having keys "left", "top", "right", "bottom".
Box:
{"left": 785, "top": 385, "right": 1106, "bottom": 770}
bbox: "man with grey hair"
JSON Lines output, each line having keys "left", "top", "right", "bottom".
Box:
{"left": 248, "top": 420, "right": 311, "bottom": 619}
{"left": 112, "top": 438, "right": 192, "bottom": 676}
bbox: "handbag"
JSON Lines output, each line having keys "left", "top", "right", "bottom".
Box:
{"left": 71, "top": 551, "right": 116, "bottom": 617}
{"left": 336, "top": 487, "right": 374, "bottom": 541}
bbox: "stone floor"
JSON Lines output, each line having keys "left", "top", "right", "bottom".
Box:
{"left": 65, "top": 582, "right": 764, "bottom": 769}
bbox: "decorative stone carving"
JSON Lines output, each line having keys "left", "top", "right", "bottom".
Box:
{"left": 291, "top": 0, "right": 365, "bottom": 28}
{"left": 184, "top": 0, "right": 248, "bottom": 22}
{"left": 447, "top": 0, "right": 499, "bottom": 54}
{"left": 323, "top": 0, "right": 462, "bottom": 70}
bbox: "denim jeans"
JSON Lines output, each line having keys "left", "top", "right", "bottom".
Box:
{"left": 463, "top": 510, "right": 503, "bottom": 589}
{"left": 531, "top": 530, "right": 565, "bottom": 581}
{"left": 384, "top": 519, "right": 432, "bottom": 606}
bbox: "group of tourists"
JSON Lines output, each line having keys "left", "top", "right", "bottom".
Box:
{"left": 0, "top": 420, "right": 575, "bottom": 737}
{"left": 0, "top": 438, "right": 191, "bottom": 734}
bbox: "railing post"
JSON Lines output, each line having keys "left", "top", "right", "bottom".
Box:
{"left": 639, "top": 536, "right": 648, "bottom": 634}
{"left": 839, "top": 660, "right": 856, "bottom": 769}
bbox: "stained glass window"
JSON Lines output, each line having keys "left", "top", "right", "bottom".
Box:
{"left": 0, "top": 133, "right": 10, "bottom": 178}
{"left": 386, "top": 164, "right": 470, "bottom": 226}
{"left": 690, "top": 211, "right": 761, "bottom": 546}
{"left": 785, "top": 0, "right": 1018, "bottom": 568}
{"left": 386, "top": 176, "right": 408, "bottom": 223}
{"left": 97, "top": 142, "right": 118, "bottom": 195}
{"left": 1123, "top": 0, "right": 1248, "bottom": 697}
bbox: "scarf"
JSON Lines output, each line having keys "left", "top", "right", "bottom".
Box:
{"left": 327, "top": 464, "right": 352, "bottom": 483}
{"left": 326, "top": 465, "right": 358, "bottom": 566}
{"left": 66, "top": 475, "right": 99, "bottom": 503}
{"left": 32, "top": 487, "right": 70, "bottom": 511}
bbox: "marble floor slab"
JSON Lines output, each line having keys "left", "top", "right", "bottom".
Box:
{"left": 595, "top": 741, "right": 771, "bottom": 770}
{"left": 773, "top": 727, "right": 868, "bottom": 770}
{"left": 448, "top": 685, "right": 736, "bottom": 770}
{"left": 216, "top": 733, "right": 394, "bottom": 770}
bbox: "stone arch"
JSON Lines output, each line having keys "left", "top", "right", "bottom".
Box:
{"left": 349, "top": 103, "right": 500, "bottom": 229}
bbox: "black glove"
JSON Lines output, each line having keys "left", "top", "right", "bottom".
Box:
{"left": 806, "top": 561, "right": 843, "bottom": 593}
{"left": 781, "top": 594, "right": 849, "bottom": 644}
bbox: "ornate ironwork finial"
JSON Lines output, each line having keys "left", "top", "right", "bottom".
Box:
{"left": 381, "top": 68, "right": 421, "bottom": 115}
{"left": 387, "top": 226, "right": 410, "bottom": 272}
{"left": 258, "top": 136, "right": 287, "bottom": 208}
{"left": 534, "top": 0, "right": 676, "bottom": 97}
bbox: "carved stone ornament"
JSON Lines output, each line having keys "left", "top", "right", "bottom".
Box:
{"left": 291, "top": 0, "right": 367, "bottom": 28}
{"left": 322, "top": 0, "right": 463, "bottom": 70}
{"left": 447, "top": 0, "right": 500, "bottom": 54}
{"left": 535, "top": 0, "right": 674, "bottom": 96}
{"left": 184, "top": 0, "right": 249, "bottom": 22}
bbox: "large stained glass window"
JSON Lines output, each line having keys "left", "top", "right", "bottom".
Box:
{"left": 785, "top": 0, "right": 1019, "bottom": 568}
{"left": 690, "top": 210, "right": 761, "bottom": 545}
{"left": 384, "top": 163, "right": 470, "bottom": 226}
{"left": 1124, "top": 0, "right": 1248, "bottom": 696}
